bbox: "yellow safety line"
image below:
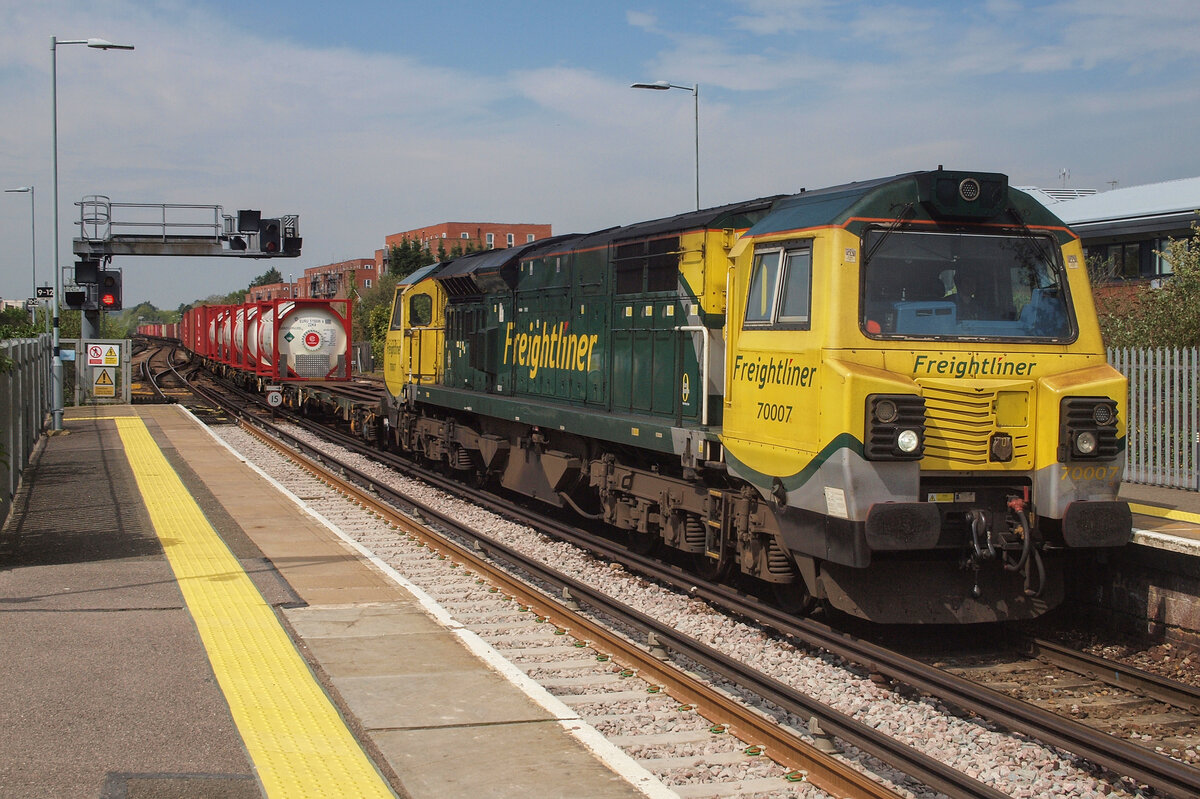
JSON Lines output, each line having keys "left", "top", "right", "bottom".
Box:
{"left": 1130, "top": 502, "right": 1200, "bottom": 526}
{"left": 113, "top": 416, "right": 394, "bottom": 799}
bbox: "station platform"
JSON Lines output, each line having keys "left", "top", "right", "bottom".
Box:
{"left": 1121, "top": 482, "right": 1200, "bottom": 555}
{"left": 2, "top": 406, "right": 1199, "bottom": 798}
{"left": 0, "top": 406, "right": 656, "bottom": 799}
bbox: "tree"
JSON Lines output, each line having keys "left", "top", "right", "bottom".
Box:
{"left": 1096, "top": 223, "right": 1200, "bottom": 348}
{"left": 388, "top": 237, "right": 435, "bottom": 280}
{"left": 0, "top": 307, "right": 39, "bottom": 341}
{"left": 250, "top": 267, "right": 284, "bottom": 287}
{"left": 353, "top": 273, "right": 398, "bottom": 371}
{"left": 447, "top": 239, "right": 482, "bottom": 259}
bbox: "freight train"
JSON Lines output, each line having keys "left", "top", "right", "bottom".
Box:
{"left": 379, "top": 168, "right": 1131, "bottom": 624}
{"left": 177, "top": 298, "right": 352, "bottom": 383}
{"left": 170, "top": 168, "right": 1131, "bottom": 624}
{"left": 136, "top": 322, "right": 180, "bottom": 340}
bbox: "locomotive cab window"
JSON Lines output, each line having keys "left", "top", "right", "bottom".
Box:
{"left": 860, "top": 229, "right": 1075, "bottom": 341}
{"left": 745, "top": 244, "right": 811, "bottom": 328}
{"left": 408, "top": 293, "right": 433, "bottom": 327}
{"left": 389, "top": 288, "right": 406, "bottom": 330}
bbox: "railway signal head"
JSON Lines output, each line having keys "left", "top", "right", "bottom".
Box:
{"left": 259, "top": 218, "right": 282, "bottom": 254}
{"left": 99, "top": 270, "right": 122, "bottom": 310}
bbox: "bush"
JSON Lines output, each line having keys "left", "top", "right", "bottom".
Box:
{"left": 1096, "top": 222, "right": 1200, "bottom": 348}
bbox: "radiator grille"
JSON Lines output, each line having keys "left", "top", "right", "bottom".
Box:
{"left": 917, "top": 381, "right": 1032, "bottom": 468}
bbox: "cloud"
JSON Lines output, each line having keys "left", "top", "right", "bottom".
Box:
{"left": 626, "top": 10, "right": 658, "bottom": 32}
{"left": 3, "top": 0, "right": 1200, "bottom": 310}
{"left": 728, "top": 0, "right": 837, "bottom": 34}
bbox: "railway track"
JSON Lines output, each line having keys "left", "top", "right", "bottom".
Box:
{"left": 131, "top": 340, "right": 195, "bottom": 403}
{"left": 914, "top": 634, "right": 1200, "bottom": 764}
{"left": 167, "top": 356, "right": 1200, "bottom": 797}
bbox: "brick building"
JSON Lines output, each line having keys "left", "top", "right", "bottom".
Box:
{"left": 385, "top": 222, "right": 553, "bottom": 262}
{"left": 244, "top": 282, "right": 298, "bottom": 303}
{"left": 300, "top": 258, "right": 379, "bottom": 300}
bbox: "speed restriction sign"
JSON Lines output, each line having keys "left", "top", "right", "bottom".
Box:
{"left": 266, "top": 390, "right": 283, "bottom": 407}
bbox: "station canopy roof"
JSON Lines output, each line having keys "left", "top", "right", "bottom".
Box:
{"left": 1024, "top": 176, "right": 1200, "bottom": 238}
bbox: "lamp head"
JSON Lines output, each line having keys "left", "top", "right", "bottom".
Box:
{"left": 631, "top": 81, "right": 671, "bottom": 90}
{"left": 5, "top": 186, "right": 32, "bottom": 193}
{"left": 86, "top": 38, "right": 134, "bottom": 50}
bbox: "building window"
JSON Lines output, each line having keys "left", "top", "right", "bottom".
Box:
{"left": 527, "top": 234, "right": 535, "bottom": 243}
{"left": 486, "top": 233, "right": 495, "bottom": 249}
{"left": 1111, "top": 243, "right": 1142, "bottom": 278}
{"left": 1155, "top": 237, "right": 1181, "bottom": 276}
{"left": 364, "top": 279, "right": 372, "bottom": 288}
{"left": 461, "top": 232, "right": 469, "bottom": 239}
{"left": 507, "top": 233, "right": 515, "bottom": 247}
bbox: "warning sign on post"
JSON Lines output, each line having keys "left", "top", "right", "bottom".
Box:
{"left": 86, "top": 344, "right": 121, "bottom": 367}
{"left": 93, "top": 367, "right": 116, "bottom": 398}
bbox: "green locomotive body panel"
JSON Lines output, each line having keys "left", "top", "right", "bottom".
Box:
{"left": 425, "top": 197, "right": 778, "bottom": 448}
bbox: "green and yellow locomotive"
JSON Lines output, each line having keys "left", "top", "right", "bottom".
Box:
{"left": 382, "top": 169, "right": 1131, "bottom": 623}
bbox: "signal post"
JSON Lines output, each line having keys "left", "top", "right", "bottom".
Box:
{"left": 60, "top": 196, "right": 302, "bottom": 407}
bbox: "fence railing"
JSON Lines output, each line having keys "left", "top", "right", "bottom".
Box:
{"left": 1109, "top": 347, "right": 1200, "bottom": 491}
{"left": 0, "top": 335, "right": 52, "bottom": 524}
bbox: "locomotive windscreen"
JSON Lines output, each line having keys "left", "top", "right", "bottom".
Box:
{"left": 860, "top": 230, "right": 1075, "bottom": 341}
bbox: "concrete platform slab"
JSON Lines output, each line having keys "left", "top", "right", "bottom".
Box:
{"left": 333, "top": 669, "right": 557, "bottom": 730}
{"left": 371, "top": 721, "right": 650, "bottom": 799}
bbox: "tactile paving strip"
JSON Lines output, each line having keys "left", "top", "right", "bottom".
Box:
{"left": 113, "top": 416, "right": 394, "bottom": 799}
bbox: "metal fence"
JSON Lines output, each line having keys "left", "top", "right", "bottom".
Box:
{"left": 1109, "top": 347, "right": 1200, "bottom": 491}
{"left": 0, "top": 334, "right": 52, "bottom": 524}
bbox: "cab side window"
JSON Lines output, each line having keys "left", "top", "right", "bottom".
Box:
{"left": 778, "top": 250, "right": 811, "bottom": 325}
{"left": 389, "top": 288, "right": 406, "bottom": 330}
{"left": 745, "top": 244, "right": 811, "bottom": 328}
{"left": 745, "top": 251, "right": 781, "bottom": 323}
{"left": 408, "top": 293, "right": 433, "bottom": 327}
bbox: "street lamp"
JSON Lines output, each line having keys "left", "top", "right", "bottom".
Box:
{"left": 50, "top": 35, "right": 134, "bottom": 431}
{"left": 631, "top": 80, "right": 700, "bottom": 211}
{"left": 4, "top": 186, "right": 35, "bottom": 322}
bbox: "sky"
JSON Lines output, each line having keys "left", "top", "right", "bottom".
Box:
{"left": 2, "top": 0, "right": 1200, "bottom": 310}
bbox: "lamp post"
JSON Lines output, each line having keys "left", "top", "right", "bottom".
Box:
{"left": 50, "top": 36, "right": 134, "bottom": 431}
{"left": 631, "top": 80, "right": 700, "bottom": 211}
{"left": 4, "top": 185, "right": 35, "bottom": 322}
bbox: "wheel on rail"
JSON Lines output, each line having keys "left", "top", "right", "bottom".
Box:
{"left": 626, "top": 529, "right": 660, "bottom": 557}
{"left": 771, "top": 579, "right": 817, "bottom": 616}
{"left": 692, "top": 551, "right": 734, "bottom": 583}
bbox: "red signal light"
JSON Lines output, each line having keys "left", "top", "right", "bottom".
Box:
{"left": 259, "top": 219, "right": 281, "bottom": 254}
{"left": 101, "top": 293, "right": 117, "bottom": 307}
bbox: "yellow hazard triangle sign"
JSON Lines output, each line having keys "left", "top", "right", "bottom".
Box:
{"left": 95, "top": 370, "right": 114, "bottom": 385}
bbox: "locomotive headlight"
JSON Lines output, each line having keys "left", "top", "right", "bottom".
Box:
{"left": 1059, "top": 397, "right": 1120, "bottom": 462}
{"left": 896, "top": 429, "right": 921, "bottom": 454}
{"left": 1073, "top": 430, "right": 1098, "bottom": 456}
{"left": 874, "top": 399, "right": 899, "bottom": 424}
{"left": 865, "top": 394, "right": 926, "bottom": 461}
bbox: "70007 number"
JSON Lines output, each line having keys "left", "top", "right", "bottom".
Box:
{"left": 756, "top": 402, "right": 793, "bottom": 422}
{"left": 1060, "top": 465, "right": 1119, "bottom": 481}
